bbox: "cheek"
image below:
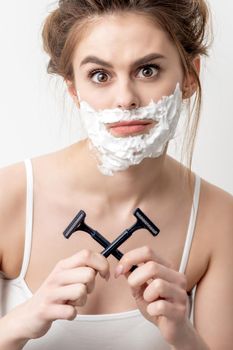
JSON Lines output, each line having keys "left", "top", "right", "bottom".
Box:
{"left": 150, "top": 83, "right": 181, "bottom": 102}
{"left": 162, "top": 66, "right": 184, "bottom": 89}
{"left": 77, "top": 86, "right": 114, "bottom": 110}
{"left": 84, "top": 95, "right": 111, "bottom": 110}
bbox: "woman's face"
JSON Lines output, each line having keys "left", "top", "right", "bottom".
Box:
{"left": 69, "top": 12, "right": 185, "bottom": 110}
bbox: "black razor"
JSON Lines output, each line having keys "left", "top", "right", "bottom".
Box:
{"left": 101, "top": 208, "right": 160, "bottom": 258}
{"left": 63, "top": 210, "right": 124, "bottom": 261}
{"left": 63, "top": 208, "right": 160, "bottom": 273}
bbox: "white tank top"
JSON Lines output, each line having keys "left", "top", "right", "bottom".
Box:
{"left": 0, "top": 159, "right": 201, "bottom": 349}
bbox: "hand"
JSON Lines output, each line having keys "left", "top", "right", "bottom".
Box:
{"left": 9, "top": 249, "right": 110, "bottom": 341}
{"left": 114, "top": 245, "right": 190, "bottom": 346}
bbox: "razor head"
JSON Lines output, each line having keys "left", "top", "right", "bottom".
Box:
{"left": 133, "top": 208, "right": 160, "bottom": 236}
{"left": 63, "top": 210, "right": 86, "bottom": 239}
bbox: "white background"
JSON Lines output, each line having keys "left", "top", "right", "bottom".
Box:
{"left": 0, "top": 0, "right": 232, "bottom": 194}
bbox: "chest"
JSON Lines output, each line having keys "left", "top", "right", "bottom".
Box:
{"left": 22, "top": 196, "right": 208, "bottom": 315}
{"left": 26, "top": 219, "right": 207, "bottom": 314}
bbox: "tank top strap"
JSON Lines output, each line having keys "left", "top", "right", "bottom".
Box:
{"left": 179, "top": 173, "right": 201, "bottom": 274}
{"left": 18, "top": 158, "right": 34, "bottom": 280}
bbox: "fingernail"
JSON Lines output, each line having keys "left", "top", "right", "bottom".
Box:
{"left": 115, "top": 265, "right": 124, "bottom": 278}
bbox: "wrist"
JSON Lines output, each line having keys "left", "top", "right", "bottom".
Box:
{"left": 0, "top": 336, "right": 28, "bottom": 350}
{"left": 0, "top": 311, "right": 30, "bottom": 348}
{"left": 170, "top": 320, "right": 210, "bottom": 350}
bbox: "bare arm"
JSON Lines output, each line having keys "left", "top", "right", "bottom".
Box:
{"left": 192, "top": 192, "right": 233, "bottom": 349}
{"left": 171, "top": 189, "right": 233, "bottom": 350}
{"left": 0, "top": 162, "right": 29, "bottom": 349}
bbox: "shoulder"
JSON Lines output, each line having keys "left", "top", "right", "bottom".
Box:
{"left": 199, "top": 177, "right": 233, "bottom": 255}
{"left": 0, "top": 161, "right": 26, "bottom": 218}
{"left": 0, "top": 149, "right": 71, "bottom": 276}
{"left": 0, "top": 161, "right": 27, "bottom": 277}
{"left": 200, "top": 177, "right": 233, "bottom": 226}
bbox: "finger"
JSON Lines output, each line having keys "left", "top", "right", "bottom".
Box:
{"left": 143, "top": 279, "right": 188, "bottom": 304}
{"left": 44, "top": 304, "right": 77, "bottom": 321}
{"left": 147, "top": 299, "right": 187, "bottom": 321}
{"left": 56, "top": 250, "right": 110, "bottom": 279}
{"left": 51, "top": 283, "right": 88, "bottom": 305}
{"left": 115, "top": 246, "right": 171, "bottom": 277}
{"left": 67, "top": 292, "right": 88, "bottom": 307}
{"left": 56, "top": 267, "right": 97, "bottom": 289}
{"left": 127, "top": 261, "right": 187, "bottom": 289}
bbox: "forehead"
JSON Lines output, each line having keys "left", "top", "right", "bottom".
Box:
{"left": 73, "top": 12, "right": 178, "bottom": 65}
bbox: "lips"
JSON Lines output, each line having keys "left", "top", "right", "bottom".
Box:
{"left": 109, "top": 120, "right": 152, "bottom": 128}
{"left": 107, "top": 120, "right": 154, "bottom": 137}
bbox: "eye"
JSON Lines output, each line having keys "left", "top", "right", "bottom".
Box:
{"left": 88, "top": 70, "right": 110, "bottom": 84}
{"left": 137, "top": 64, "right": 160, "bottom": 79}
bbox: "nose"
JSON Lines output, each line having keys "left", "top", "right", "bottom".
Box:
{"left": 115, "top": 80, "right": 139, "bottom": 110}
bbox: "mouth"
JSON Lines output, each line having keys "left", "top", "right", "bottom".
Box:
{"left": 107, "top": 120, "right": 154, "bottom": 137}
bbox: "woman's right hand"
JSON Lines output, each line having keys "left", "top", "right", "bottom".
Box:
{"left": 8, "top": 249, "right": 110, "bottom": 341}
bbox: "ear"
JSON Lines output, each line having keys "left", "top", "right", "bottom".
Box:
{"left": 182, "top": 56, "right": 201, "bottom": 99}
{"left": 65, "top": 79, "right": 80, "bottom": 107}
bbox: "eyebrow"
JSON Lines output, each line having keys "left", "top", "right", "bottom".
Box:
{"left": 79, "top": 53, "right": 166, "bottom": 68}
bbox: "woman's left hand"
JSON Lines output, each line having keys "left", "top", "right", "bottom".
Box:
{"left": 114, "top": 245, "right": 191, "bottom": 346}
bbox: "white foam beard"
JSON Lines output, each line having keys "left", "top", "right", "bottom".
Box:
{"left": 78, "top": 83, "right": 183, "bottom": 176}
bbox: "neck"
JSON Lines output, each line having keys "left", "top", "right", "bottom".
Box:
{"left": 67, "top": 140, "right": 178, "bottom": 211}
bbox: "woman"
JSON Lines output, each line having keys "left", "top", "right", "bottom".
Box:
{"left": 0, "top": 0, "right": 232, "bottom": 349}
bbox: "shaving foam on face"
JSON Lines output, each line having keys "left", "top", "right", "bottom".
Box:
{"left": 77, "top": 83, "right": 183, "bottom": 176}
